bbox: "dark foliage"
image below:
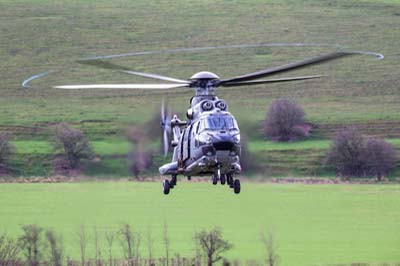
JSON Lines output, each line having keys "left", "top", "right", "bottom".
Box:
{"left": 53, "top": 123, "right": 94, "bottom": 172}
{"left": 194, "top": 228, "right": 233, "bottom": 266}
{"left": 263, "top": 98, "right": 310, "bottom": 142}
{"left": 0, "top": 133, "right": 14, "bottom": 175}
{"left": 326, "top": 127, "right": 397, "bottom": 179}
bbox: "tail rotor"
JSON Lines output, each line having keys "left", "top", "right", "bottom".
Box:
{"left": 161, "top": 98, "right": 172, "bottom": 157}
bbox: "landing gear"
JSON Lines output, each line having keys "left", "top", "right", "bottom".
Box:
{"left": 163, "top": 175, "right": 177, "bottom": 195}
{"left": 227, "top": 174, "right": 234, "bottom": 187}
{"left": 170, "top": 175, "right": 177, "bottom": 188}
{"left": 220, "top": 174, "right": 226, "bottom": 185}
{"left": 163, "top": 179, "right": 170, "bottom": 195}
{"left": 212, "top": 173, "right": 218, "bottom": 185}
{"left": 233, "top": 179, "right": 241, "bottom": 194}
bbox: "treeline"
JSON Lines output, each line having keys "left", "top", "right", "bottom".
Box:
{"left": 0, "top": 224, "right": 278, "bottom": 266}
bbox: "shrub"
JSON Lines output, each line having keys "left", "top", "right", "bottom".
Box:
{"left": 0, "top": 133, "right": 14, "bottom": 175}
{"left": 53, "top": 123, "right": 94, "bottom": 171}
{"left": 326, "top": 127, "right": 397, "bottom": 179}
{"left": 263, "top": 98, "right": 310, "bottom": 142}
{"left": 363, "top": 138, "right": 396, "bottom": 181}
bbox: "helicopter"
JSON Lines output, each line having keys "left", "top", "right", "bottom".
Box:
{"left": 54, "top": 51, "right": 355, "bottom": 195}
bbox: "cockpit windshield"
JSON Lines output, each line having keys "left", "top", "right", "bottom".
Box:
{"left": 202, "top": 115, "right": 238, "bottom": 130}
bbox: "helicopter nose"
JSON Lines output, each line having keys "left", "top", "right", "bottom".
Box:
{"left": 212, "top": 135, "right": 235, "bottom": 150}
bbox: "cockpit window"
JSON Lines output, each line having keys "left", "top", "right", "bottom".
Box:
{"left": 202, "top": 116, "right": 238, "bottom": 130}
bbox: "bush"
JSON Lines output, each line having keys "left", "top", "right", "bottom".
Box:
{"left": 326, "top": 127, "right": 397, "bottom": 179}
{"left": 263, "top": 98, "right": 310, "bottom": 142}
{"left": 363, "top": 138, "right": 396, "bottom": 181}
{"left": 53, "top": 123, "right": 94, "bottom": 172}
{"left": 0, "top": 133, "right": 14, "bottom": 175}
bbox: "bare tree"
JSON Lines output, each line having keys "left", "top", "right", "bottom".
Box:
{"left": 53, "top": 123, "right": 94, "bottom": 171}
{"left": 93, "top": 226, "right": 102, "bottom": 265}
{"left": 326, "top": 126, "right": 366, "bottom": 177}
{"left": 260, "top": 232, "right": 278, "bottom": 266}
{"left": 76, "top": 225, "right": 87, "bottom": 266}
{"left": 45, "top": 229, "right": 63, "bottom": 266}
{"left": 0, "top": 233, "right": 20, "bottom": 266}
{"left": 363, "top": 138, "right": 397, "bottom": 181}
{"left": 163, "top": 223, "right": 170, "bottom": 266}
{"left": 145, "top": 226, "right": 154, "bottom": 263}
{"left": 119, "top": 224, "right": 141, "bottom": 266}
{"left": 194, "top": 228, "right": 233, "bottom": 266}
{"left": 0, "top": 133, "right": 14, "bottom": 175}
{"left": 105, "top": 227, "right": 115, "bottom": 266}
{"left": 19, "top": 224, "right": 43, "bottom": 266}
{"left": 263, "top": 98, "right": 310, "bottom": 142}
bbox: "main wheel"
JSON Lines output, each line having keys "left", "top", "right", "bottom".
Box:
{"left": 163, "top": 179, "right": 170, "bottom": 195}
{"left": 212, "top": 174, "right": 218, "bottom": 185}
{"left": 170, "top": 175, "right": 177, "bottom": 188}
{"left": 220, "top": 174, "right": 226, "bottom": 185}
{"left": 233, "top": 179, "right": 241, "bottom": 194}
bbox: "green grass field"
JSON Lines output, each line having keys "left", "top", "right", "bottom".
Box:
{"left": 1, "top": 182, "right": 399, "bottom": 266}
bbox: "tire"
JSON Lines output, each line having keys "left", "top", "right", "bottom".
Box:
{"left": 212, "top": 174, "right": 218, "bottom": 185}
{"left": 163, "top": 180, "right": 170, "bottom": 195}
{"left": 233, "top": 179, "right": 241, "bottom": 194}
{"left": 220, "top": 174, "right": 226, "bottom": 185}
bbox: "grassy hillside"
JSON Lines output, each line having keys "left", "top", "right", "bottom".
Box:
{"left": 0, "top": 0, "right": 400, "bottom": 177}
{"left": 1, "top": 182, "right": 399, "bottom": 266}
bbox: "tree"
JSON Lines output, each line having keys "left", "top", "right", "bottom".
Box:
{"left": 363, "top": 138, "right": 396, "bottom": 181}
{"left": 0, "top": 233, "right": 20, "bottom": 266}
{"left": 263, "top": 98, "right": 310, "bottom": 142}
{"left": 326, "top": 127, "right": 365, "bottom": 177}
{"left": 194, "top": 228, "right": 233, "bottom": 266}
{"left": 0, "top": 133, "right": 14, "bottom": 175}
{"left": 260, "top": 232, "right": 279, "bottom": 266}
{"left": 53, "top": 123, "right": 94, "bottom": 171}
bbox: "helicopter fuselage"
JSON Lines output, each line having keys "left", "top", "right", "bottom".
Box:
{"left": 159, "top": 94, "right": 242, "bottom": 178}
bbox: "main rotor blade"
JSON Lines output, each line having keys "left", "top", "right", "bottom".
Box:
{"left": 220, "top": 52, "right": 354, "bottom": 84}
{"left": 53, "top": 84, "right": 189, "bottom": 90}
{"left": 221, "top": 75, "right": 324, "bottom": 87}
{"left": 121, "top": 70, "right": 190, "bottom": 84}
{"left": 77, "top": 59, "right": 131, "bottom": 70}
